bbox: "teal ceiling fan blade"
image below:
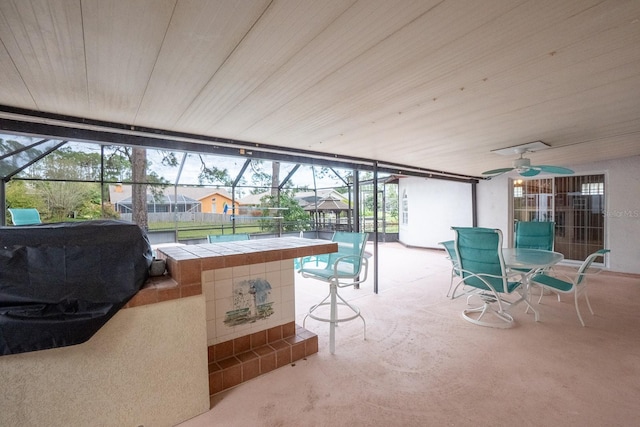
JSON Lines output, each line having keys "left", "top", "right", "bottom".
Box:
{"left": 538, "top": 165, "right": 574, "bottom": 174}
{"left": 486, "top": 144, "right": 574, "bottom": 178}
{"left": 482, "top": 167, "right": 514, "bottom": 176}
{"left": 519, "top": 168, "right": 541, "bottom": 177}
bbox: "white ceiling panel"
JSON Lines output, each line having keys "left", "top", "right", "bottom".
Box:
{"left": 0, "top": 0, "right": 638, "bottom": 177}
{"left": 0, "top": 42, "right": 35, "bottom": 109}
{"left": 0, "top": 0, "right": 87, "bottom": 113}
{"left": 82, "top": 0, "right": 176, "bottom": 122}
{"left": 135, "top": 0, "right": 272, "bottom": 128}
{"left": 175, "top": 0, "right": 357, "bottom": 132}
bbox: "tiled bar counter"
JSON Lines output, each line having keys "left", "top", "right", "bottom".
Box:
{"left": 155, "top": 237, "right": 337, "bottom": 396}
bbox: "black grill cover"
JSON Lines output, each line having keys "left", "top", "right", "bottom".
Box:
{"left": 0, "top": 220, "right": 152, "bottom": 355}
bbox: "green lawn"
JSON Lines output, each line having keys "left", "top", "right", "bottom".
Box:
{"left": 148, "top": 221, "right": 274, "bottom": 240}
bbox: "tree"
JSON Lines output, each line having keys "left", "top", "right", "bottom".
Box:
{"left": 197, "top": 155, "right": 233, "bottom": 186}
{"left": 131, "top": 147, "right": 148, "bottom": 230}
{"left": 11, "top": 146, "right": 106, "bottom": 221}
{"left": 259, "top": 191, "right": 310, "bottom": 232}
{"left": 271, "top": 161, "right": 280, "bottom": 197}
{"left": 36, "top": 181, "right": 96, "bottom": 221}
{"left": 5, "top": 181, "right": 43, "bottom": 222}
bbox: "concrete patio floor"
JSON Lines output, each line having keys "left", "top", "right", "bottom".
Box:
{"left": 180, "top": 242, "right": 640, "bottom": 427}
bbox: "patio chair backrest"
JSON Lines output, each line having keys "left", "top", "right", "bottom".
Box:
{"left": 207, "top": 233, "right": 250, "bottom": 243}
{"left": 440, "top": 240, "right": 458, "bottom": 267}
{"left": 453, "top": 227, "right": 509, "bottom": 293}
{"left": 515, "top": 221, "right": 555, "bottom": 251}
{"left": 325, "top": 231, "right": 369, "bottom": 277}
{"left": 8, "top": 208, "right": 42, "bottom": 226}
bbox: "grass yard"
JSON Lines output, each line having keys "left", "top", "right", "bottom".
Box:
{"left": 148, "top": 221, "right": 274, "bottom": 240}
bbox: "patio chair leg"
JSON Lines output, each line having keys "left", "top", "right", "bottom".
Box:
{"left": 523, "top": 297, "right": 539, "bottom": 322}
{"left": 462, "top": 303, "right": 514, "bottom": 329}
{"left": 537, "top": 285, "right": 544, "bottom": 304}
{"left": 335, "top": 291, "right": 366, "bottom": 341}
{"left": 329, "top": 282, "right": 337, "bottom": 354}
{"left": 304, "top": 280, "right": 366, "bottom": 354}
{"left": 574, "top": 292, "right": 586, "bottom": 327}
{"left": 584, "top": 291, "right": 595, "bottom": 315}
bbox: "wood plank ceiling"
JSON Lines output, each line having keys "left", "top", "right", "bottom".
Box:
{"left": 0, "top": 0, "right": 639, "bottom": 177}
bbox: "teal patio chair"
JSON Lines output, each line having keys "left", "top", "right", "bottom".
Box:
{"left": 294, "top": 231, "right": 329, "bottom": 270}
{"left": 451, "top": 227, "right": 525, "bottom": 328}
{"left": 8, "top": 208, "right": 42, "bottom": 226}
{"left": 299, "top": 231, "right": 369, "bottom": 354}
{"left": 207, "top": 233, "right": 250, "bottom": 243}
{"left": 513, "top": 221, "right": 556, "bottom": 279}
{"left": 514, "top": 221, "right": 555, "bottom": 251}
{"left": 531, "top": 249, "right": 610, "bottom": 326}
{"left": 439, "top": 240, "right": 460, "bottom": 298}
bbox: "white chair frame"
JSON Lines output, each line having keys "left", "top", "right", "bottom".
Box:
{"left": 299, "top": 232, "right": 369, "bottom": 354}
{"left": 531, "top": 249, "right": 609, "bottom": 326}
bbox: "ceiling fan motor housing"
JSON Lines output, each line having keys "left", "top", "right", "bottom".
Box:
{"left": 513, "top": 157, "right": 531, "bottom": 171}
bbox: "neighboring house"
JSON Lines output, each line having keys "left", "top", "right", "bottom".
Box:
{"left": 112, "top": 193, "right": 201, "bottom": 214}
{"left": 235, "top": 192, "right": 267, "bottom": 211}
{"left": 239, "top": 189, "right": 348, "bottom": 208}
{"left": 175, "top": 187, "right": 239, "bottom": 214}
{"left": 108, "top": 185, "right": 239, "bottom": 214}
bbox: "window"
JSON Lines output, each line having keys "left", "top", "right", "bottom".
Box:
{"left": 581, "top": 182, "right": 603, "bottom": 195}
{"left": 512, "top": 174, "right": 605, "bottom": 262}
{"left": 401, "top": 189, "right": 408, "bottom": 225}
{"left": 513, "top": 178, "right": 553, "bottom": 222}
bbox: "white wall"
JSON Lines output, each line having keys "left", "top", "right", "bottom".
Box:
{"left": 398, "top": 177, "right": 473, "bottom": 247}
{"left": 477, "top": 155, "right": 640, "bottom": 274}
{"left": 475, "top": 173, "right": 511, "bottom": 239}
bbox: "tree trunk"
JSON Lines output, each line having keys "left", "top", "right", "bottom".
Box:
{"left": 271, "top": 161, "right": 281, "bottom": 235}
{"left": 131, "top": 147, "right": 148, "bottom": 230}
{"left": 271, "top": 161, "right": 280, "bottom": 198}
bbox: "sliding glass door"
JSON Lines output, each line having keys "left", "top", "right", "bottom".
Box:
{"left": 512, "top": 174, "right": 605, "bottom": 262}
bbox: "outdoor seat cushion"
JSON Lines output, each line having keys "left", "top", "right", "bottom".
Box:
{"left": 531, "top": 273, "right": 572, "bottom": 292}
{"left": 466, "top": 277, "right": 521, "bottom": 294}
{"left": 299, "top": 260, "right": 359, "bottom": 280}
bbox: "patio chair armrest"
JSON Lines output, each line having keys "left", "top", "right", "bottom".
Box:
{"left": 454, "top": 268, "right": 522, "bottom": 295}
{"left": 333, "top": 254, "right": 369, "bottom": 287}
{"left": 581, "top": 268, "right": 603, "bottom": 276}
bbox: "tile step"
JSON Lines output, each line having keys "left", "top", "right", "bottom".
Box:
{"left": 208, "top": 326, "right": 318, "bottom": 396}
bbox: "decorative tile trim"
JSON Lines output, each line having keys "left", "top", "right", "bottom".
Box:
{"left": 126, "top": 238, "right": 337, "bottom": 309}
{"left": 124, "top": 276, "right": 199, "bottom": 308}
{"left": 207, "top": 322, "right": 318, "bottom": 396}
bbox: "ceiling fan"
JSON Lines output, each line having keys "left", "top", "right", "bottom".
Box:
{"left": 482, "top": 148, "right": 574, "bottom": 178}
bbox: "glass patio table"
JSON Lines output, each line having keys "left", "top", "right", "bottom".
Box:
{"left": 502, "top": 248, "right": 564, "bottom": 321}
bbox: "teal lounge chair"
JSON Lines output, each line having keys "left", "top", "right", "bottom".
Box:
{"left": 207, "top": 233, "right": 250, "bottom": 243}
{"left": 8, "top": 208, "right": 42, "bottom": 226}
